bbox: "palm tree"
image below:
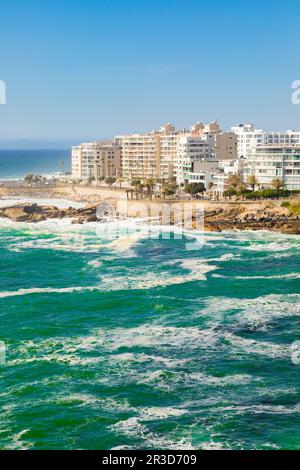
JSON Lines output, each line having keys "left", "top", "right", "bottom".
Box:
{"left": 271, "top": 178, "right": 284, "bottom": 195}
{"left": 144, "top": 178, "right": 155, "bottom": 198}
{"left": 247, "top": 174, "right": 259, "bottom": 192}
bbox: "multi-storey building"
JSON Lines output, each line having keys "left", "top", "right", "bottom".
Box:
{"left": 246, "top": 146, "right": 300, "bottom": 191}
{"left": 214, "top": 133, "right": 237, "bottom": 160}
{"left": 72, "top": 142, "right": 97, "bottom": 180}
{"left": 94, "top": 143, "right": 121, "bottom": 180}
{"left": 117, "top": 132, "right": 160, "bottom": 180}
{"left": 117, "top": 121, "right": 235, "bottom": 182}
{"left": 71, "top": 142, "right": 121, "bottom": 180}
{"left": 231, "top": 124, "right": 266, "bottom": 158}
{"left": 231, "top": 123, "right": 300, "bottom": 158}
{"left": 175, "top": 136, "right": 212, "bottom": 184}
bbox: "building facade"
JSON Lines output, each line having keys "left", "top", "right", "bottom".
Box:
{"left": 117, "top": 133, "right": 160, "bottom": 180}
{"left": 117, "top": 121, "right": 235, "bottom": 182}
{"left": 246, "top": 146, "right": 300, "bottom": 191}
{"left": 175, "top": 136, "right": 212, "bottom": 184}
{"left": 214, "top": 133, "right": 237, "bottom": 160}
{"left": 71, "top": 142, "right": 121, "bottom": 181}
{"left": 232, "top": 123, "right": 300, "bottom": 158}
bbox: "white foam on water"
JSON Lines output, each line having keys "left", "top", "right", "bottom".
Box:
{"left": 110, "top": 352, "right": 187, "bottom": 368}
{"left": 87, "top": 259, "right": 103, "bottom": 268}
{"left": 107, "top": 230, "right": 147, "bottom": 252}
{"left": 246, "top": 241, "right": 300, "bottom": 252}
{"left": 100, "top": 261, "right": 217, "bottom": 291}
{"left": 98, "top": 325, "right": 219, "bottom": 351}
{"left": 223, "top": 332, "right": 289, "bottom": 359}
{"left": 54, "top": 394, "right": 133, "bottom": 412}
{"left": 233, "top": 273, "right": 300, "bottom": 280}
{"left": 215, "top": 403, "right": 300, "bottom": 415}
{"left": 138, "top": 407, "right": 188, "bottom": 420}
{"left": 188, "top": 373, "right": 259, "bottom": 387}
{"left": 0, "top": 285, "right": 101, "bottom": 299}
{"left": 0, "top": 197, "right": 85, "bottom": 209}
{"left": 111, "top": 417, "right": 196, "bottom": 450}
{"left": 9, "top": 325, "right": 219, "bottom": 371}
{"left": 201, "top": 294, "right": 300, "bottom": 330}
{"left": 0, "top": 259, "right": 215, "bottom": 298}
{"left": 4, "top": 429, "right": 33, "bottom": 451}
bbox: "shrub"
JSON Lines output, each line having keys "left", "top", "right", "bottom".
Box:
{"left": 224, "top": 187, "right": 237, "bottom": 197}
{"left": 185, "top": 182, "right": 205, "bottom": 195}
{"left": 105, "top": 177, "right": 116, "bottom": 186}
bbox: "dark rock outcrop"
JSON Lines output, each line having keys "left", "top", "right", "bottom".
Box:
{"left": 0, "top": 204, "right": 100, "bottom": 224}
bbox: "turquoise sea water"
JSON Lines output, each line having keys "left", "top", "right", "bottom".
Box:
{"left": 0, "top": 218, "right": 299, "bottom": 450}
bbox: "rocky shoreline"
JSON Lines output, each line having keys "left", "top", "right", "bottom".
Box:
{"left": 0, "top": 202, "right": 299, "bottom": 234}
{"left": 0, "top": 204, "right": 100, "bottom": 224}
{"left": 202, "top": 204, "right": 300, "bottom": 234}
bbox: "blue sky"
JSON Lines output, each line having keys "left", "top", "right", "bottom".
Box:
{"left": 0, "top": 0, "right": 300, "bottom": 147}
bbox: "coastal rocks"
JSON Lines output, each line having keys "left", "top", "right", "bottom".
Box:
{"left": 2, "top": 206, "right": 33, "bottom": 222}
{"left": 0, "top": 201, "right": 299, "bottom": 235}
{"left": 202, "top": 203, "right": 300, "bottom": 234}
{"left": 0, "top": 204, "right": 100, "bottom": 224}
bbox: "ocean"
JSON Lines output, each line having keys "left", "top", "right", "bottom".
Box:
{"left": 0, "top": 215, "right": 299, "bottom": 450}
{"left": 0, "top": 150, "right": 71, "bottom": 180}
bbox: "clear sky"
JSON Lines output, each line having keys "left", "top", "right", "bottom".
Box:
{"left": 0, "top": 0, "right": 300, "bottom": 147}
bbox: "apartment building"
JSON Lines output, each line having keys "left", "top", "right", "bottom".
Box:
{"left": 72, "top": 142, "right": 96, "bottom": 180}
{"left": 71, "top": 142, "right": 121, "bottom": 180}
{"left": 246, "top": 146, "right": 300, "bottom": 191}
{"left": 117, "top": 132, "right": 160, "bottom": 179}
{"left": 184, "top": 160, "right": 218, "bottom": 188}
{"left": 94, "top": 143, "right": 121, "bottom": 180}
{"left": 214, "top": 133, "right": 237, "bottom": 160}
{"left": 231, "top": 123, "right": 300, "bottom": 158}
{"left": 175, "top": 136, "right": 212, "bottom": 184}
{"left": 117, "top": 121, "right": 232, "bottom": 182}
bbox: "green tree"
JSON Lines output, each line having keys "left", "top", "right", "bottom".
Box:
{"left": 224, "top": 187, "right": 237, "bottom": 198}
{"left": 271, "top": 178, "right": 284, "bottom": 195}
{"left": 144, "top": 178, "right": 155, "bottom": 197}
{"left": 162, "top": 181, "right": 178, "bottom": 197}
{"left": 227, "top": 174, "right": 242, "bottom": 189}
{"left": 131, "top": 179, "right": 141, "bottom": 188}
{"left": 105, "top": 177, "right": 116, "bottom": 186}
{"left": 185, "top": 182, "right": 205, "bottom": 196}
{"left": 247, "top": 174, "right": 259, "bottom": 192}
{"left": 24, "top": 173, "right": 35, "bottom": 185}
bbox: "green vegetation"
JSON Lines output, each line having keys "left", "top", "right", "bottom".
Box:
{"left": 224, "top": 187, "right": 237, "bottom": 197}
{"left": 247, "top": 174, "right": 259, "bottom": 191}
{"left": 24, "top": 174, "right": 46, "bottom": 185}
{"left": 271, "top": 178, "right": 284, "bottom": 194}
{"left": 105, "top": 177, "right": 116, "bottom": 186}
{"left": 185, "top": 182, "right": 205, "bottom": 196}
{"left": 227, "top": 174, "right": 242, "bottom": 189}
{"left": 224, "top": 186, "right": 292, "bottom": 200}
{"left": 144, "top": 178, "right": 155, "bottom": 197}
{"left": 281, "top": 201, "right": 300, "bottom": 215}
{"left": 244, "top": 189, "right": 290, "bottom": 200}
{"left": 162, "top": 181, "right": 178, "bottom": 196}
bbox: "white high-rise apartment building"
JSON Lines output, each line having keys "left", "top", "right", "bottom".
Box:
{"left": 72, "top": 142, "right": 121, "bottom": 180}
{"left": 175, "top": 136, "right": 212, "bottom": 184}
{"left": 72, "top": 142, "right": 96, "bottom": 180}
{"left": 231, "top": 124, "right": 266, "bottom": 158}
{"left": 231, "top": 123, "right": 300, "bottom": 158}
{"left": 246, "top": 146, "right": 300, "bottom": 191}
